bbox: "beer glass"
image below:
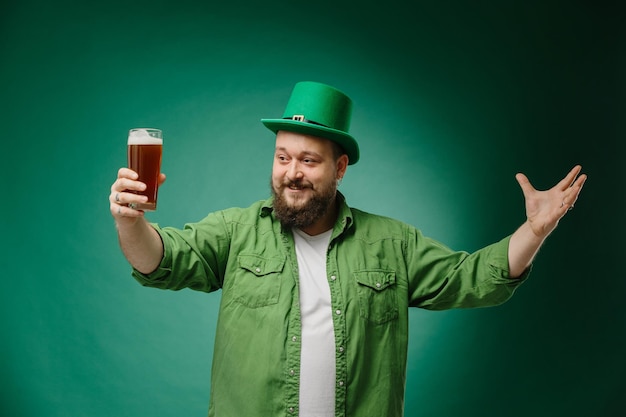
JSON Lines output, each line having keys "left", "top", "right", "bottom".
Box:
{"left": 127, "top": 128, "right": 163, "bottom": 211}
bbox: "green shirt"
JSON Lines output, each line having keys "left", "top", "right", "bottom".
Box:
{"left": 132, "top": 194, "right": 529, "bottom": 417}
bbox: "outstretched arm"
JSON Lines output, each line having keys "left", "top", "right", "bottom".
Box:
{"left": 508, "top": 165, "right": 587, "bottom": 278}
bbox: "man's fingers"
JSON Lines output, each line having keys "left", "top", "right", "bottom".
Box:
{"left": 574, "top": 172, "right": 587, "bottom": 189}
{"left": 114, "top": 177, "right": 146, "bottom": 193}
{"left": 111, "top": 191, "right": 148, "bottom": 206}
{"left": 109, "top": 189, "right": 148, "bottom": 218}
{"left": 110, "top": 168, "right": 164, "bottom": 219}
{"left": 559, "top": 165, "right": 583, "bottom": 190}
{"left": 110, "top": 201, "right": 145, "bottom": 218}
{"left": 117, "top": 167, "right": 139, "bottom": 180}
{"left": 110, "top": 169, "right": 150, "bottom": 218}
{"left": 515, "top": 172, "right": 535, "bottom": 197}
{"left": 564, "top": 173, "right": 587, "bottom": 207}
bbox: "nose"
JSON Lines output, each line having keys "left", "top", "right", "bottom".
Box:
{"left": 286, "top": 160, "right": 303, "bottom": 181}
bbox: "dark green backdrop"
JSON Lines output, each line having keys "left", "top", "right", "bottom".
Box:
{"left": 1, "top": 0, "right": 623, "bottom": 416}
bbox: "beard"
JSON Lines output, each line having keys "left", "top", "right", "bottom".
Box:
{"left": 271, "top": 176, "right": 337, "bottom": 230}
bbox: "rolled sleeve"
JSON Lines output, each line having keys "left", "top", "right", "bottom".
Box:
{"left": 130, "top": 219, "right": 225, "bottom": 293}
{"left": 487, "top": 235, "right": 532, "bottom": 283}
{"left": 131, "top": 224, "right": 174, "bottom": 286}
{"left": 410, "top": 234, "right": 531, "bottom": 310}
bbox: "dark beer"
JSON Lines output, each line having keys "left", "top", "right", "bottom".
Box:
{"left": 127, "top": 129, "right": 162, "bottom": 211}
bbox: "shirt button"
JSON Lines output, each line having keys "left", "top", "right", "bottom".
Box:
{"left": 288, "top": 407, "right": 295, "bottom": 413}
{"left": 255, "top": 267, "right": 261, "bottom": 273}
{"left": 339, "top": 381, "right": 345, "bottom": 387}
{"left": 289, "top": 369, "right": 295, "bottom": 376}
{"left": 335, "top": 310, "right": 341, "bottom": 315}
{"left": 330, "top": 275, "right": 336, "bottom": 281}
{"left": 292, "top": 336, "right": 298, "bottom": 342}
{"left": 375, "top": 282, "right": 381, "bottom": 288}
{"left": 338, "top": 346, "right": 344, "bottom": 353}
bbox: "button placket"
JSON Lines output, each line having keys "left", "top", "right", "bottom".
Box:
{"left": 327, "top": 240, "right": 348, "bottom": 416}
{"left": 281, "top": 228, "right": 302, "bottom": 416}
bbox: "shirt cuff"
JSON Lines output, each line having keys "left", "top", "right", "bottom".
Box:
{"left": 489, "top": 235, "right": 532, "bottom": 284}
{"left": 131, "top": 223, "right": 173, "bottom": 286}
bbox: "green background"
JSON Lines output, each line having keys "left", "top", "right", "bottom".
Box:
{"left": 1, "top": 0, "right": 623, "bottom": 416}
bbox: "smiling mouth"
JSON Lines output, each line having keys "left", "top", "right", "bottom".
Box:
{"left": 285, "top": 182, "right": 310, "bottom": 191}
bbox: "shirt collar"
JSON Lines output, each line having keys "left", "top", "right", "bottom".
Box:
{"left": 334, "top": 191, "right": 354, "bottom": 234}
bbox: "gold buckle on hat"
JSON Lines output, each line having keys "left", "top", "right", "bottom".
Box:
{"left": 292, "top": 115, "right": 305, "bottom": 122}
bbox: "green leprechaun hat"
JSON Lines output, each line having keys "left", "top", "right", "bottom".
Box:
{"left": 261, "top": 81, "right": 360, "bottom": 164}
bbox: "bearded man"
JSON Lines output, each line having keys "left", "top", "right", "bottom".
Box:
{"left": 109, "top": 81, "right": 586, "bottom": 417}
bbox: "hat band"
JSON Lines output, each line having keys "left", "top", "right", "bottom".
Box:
{"left": 285, "top": 115, "right": 328, "bottom": 128}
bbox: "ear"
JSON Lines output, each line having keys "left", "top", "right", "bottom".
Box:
{"left": 336, "top": 154, "right": 349, "bottom": 180}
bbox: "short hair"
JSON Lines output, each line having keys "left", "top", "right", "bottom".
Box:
{"left": 330, "top": 141, "right": 347, "bottom": 162}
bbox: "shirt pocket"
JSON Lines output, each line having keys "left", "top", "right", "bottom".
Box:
{"left": 354, "top": 270, "right": 399, "bottom": 325}
{"left": 233, "top": 253, "right": 286, "bottom": 308}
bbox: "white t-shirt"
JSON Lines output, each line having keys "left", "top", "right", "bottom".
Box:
{"left": 293, "top": 228, "right": 335, "bottom": 417}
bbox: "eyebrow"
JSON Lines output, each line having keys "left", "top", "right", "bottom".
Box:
{"left": 275, "top": 147, "right": 324, "bottom": 160}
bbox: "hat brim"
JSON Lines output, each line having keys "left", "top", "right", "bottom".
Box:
{"left": 261, "top": 119, "right": 359, "bottom": 165}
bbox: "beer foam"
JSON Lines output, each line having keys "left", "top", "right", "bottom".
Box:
{"left": 128, "top": 129, "right": 163, "bottom": 145}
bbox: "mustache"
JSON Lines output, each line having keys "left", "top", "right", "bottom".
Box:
{"left": 281, "top": 179, "right": 313, "bottom": 189}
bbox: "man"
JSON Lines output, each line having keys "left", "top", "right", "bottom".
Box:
{"left": 109, "top": 81, "right": 586, "bottom": 417}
